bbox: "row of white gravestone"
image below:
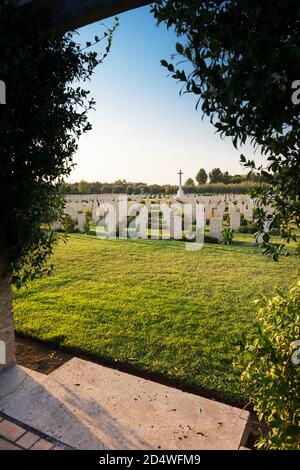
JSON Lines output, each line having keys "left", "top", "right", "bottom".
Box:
{"left": 64, "top": 193, "right": 255, "bottom": 206}
{"left": 54, "top": 211, "right": 233, "bottom": 243}
{"left": 64, "top": 202, "right": 253, "bottom": 221}
{"left": 55, "top": 194, "right": 275, "bottom": 240}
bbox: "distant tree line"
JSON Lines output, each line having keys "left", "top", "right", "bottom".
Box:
{"left": 192, "top": 167, "right": 264, "bottom": 185}
{"left": 67, "top": 169, "right": 263, "bottom": 195}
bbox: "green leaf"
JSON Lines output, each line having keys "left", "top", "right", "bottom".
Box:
{"left": 160, "top": 59, "right": 169, "bottom": 68}
{"left": 176, "top": 42, "right": 184, "bottom": 54}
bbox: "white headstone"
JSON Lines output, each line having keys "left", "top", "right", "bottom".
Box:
{"left": 53, "top": 221, "right": 62, "bottom": 231}
{"left": 230, "top": 212, "right": 240, "bottom": 231}
{"left": 77, "top": 213, "right": 86, "bottom": 233}
{"left": 210, "top": 218, "right": 223, "bottom": 242}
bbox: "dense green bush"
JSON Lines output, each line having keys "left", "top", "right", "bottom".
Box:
{"left": 83, "top": 220, "right": 91, "bottom": 235}
{"left": 112, "top": 185, "right": 126, "bottom": 194}
{"left": 67, "top": 181, "right": 260, "bottom": 195}
{"left": 240, "top": 213, "right": 248, "bottom": 227}
{"left": 239, "top": 222, "right": 260, "bottom": 234}
{"left": 236, "top": 280, "right": 300, "bottom": 449}
{"left": 204, "top": 235, "right": 219, "bottom": 244}
{"left": 196, "top": 182, "right": 260, "bottom": 195}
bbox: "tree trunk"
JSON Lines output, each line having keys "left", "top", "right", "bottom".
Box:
{"left": 0, "top": 257, "right": 16, "bottom": 371}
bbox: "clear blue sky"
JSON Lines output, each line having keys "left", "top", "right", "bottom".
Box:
{"left": 70, "top": 5, "right": 261, "bottom": 185}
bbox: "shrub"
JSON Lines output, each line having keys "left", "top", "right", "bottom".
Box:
{"left": 222, "top": 228, "right": 234, "bottom": 245}
{"left": 62, "top": 215, "right": 77, "bottom": 234}
{"left": 204, "top": 235, "right": 219, "bottom": 244}
{"left": 101, "top": 185, "right": 112, "bottom": 194}
{"left": 240, "top": 213, "right": 248, "bottom": 226}
{"left": 112, "top": 185, "right": 126, "bottom": 194}
{"left": 239, "top": 222, "right": 259, "bottom": 234}
{"left": 270, "top": 228, "right": 281, "bottom": 236}
{"left": 86, "top": 210, "right": 92, "bottom": 222}
{"left": 83, "top": 220, "right": 91, "bottom": 235}
{"left": 236, "top": 280, "right": 300, "bottom": 450}
{"left": 195, "top": 182, "right": 260, "bottom": 194}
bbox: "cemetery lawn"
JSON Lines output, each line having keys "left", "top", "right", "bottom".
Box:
{"left": 13, "top": 234, "right": 299, "bottom": 403}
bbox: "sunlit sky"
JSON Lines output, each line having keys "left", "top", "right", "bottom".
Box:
{"left": 70, "top": 5, "right": 261, "bottom": 185}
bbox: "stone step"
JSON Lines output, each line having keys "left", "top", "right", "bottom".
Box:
{"left": 0, "top": 359, "right": 250, "bottom": 450}
{"left": 0, "top": 365, "right": 46, "bottom": 402}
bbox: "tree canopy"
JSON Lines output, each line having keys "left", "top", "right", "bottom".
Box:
{"left": 184, "top": 177, "right": 195, "bottom": 186}
{"left": 196, "top": 168, "right": 208, "bottom": 185}
{"left": 0, "top": 1, "right": 117, "bottom": 285}
{"left": 209, "top": 168, "right": 223, "bottom": 184}
{"left": 153, "top": 0, "right": 300, "bottom": 255}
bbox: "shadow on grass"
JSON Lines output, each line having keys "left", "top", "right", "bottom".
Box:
{"left": 16, "top": 332, "right": 249, "bottom": 411}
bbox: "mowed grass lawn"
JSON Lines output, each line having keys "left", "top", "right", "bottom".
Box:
{"left": 13, "top": 234, "right": 299, "bottom": 402}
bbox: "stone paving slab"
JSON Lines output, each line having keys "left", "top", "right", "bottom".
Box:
{"left": 0, "top": 414, "right": 67, "bottom": 450}
{"left": 0, "top": 365, "right": 46, "bottom": 401}
{"left": 0, "top": 359, "right": 250, "bottom": 450}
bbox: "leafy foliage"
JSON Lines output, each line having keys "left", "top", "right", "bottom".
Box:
{"left": 0, "top": 1, "right": 118, "bottom": 284}
{"left": 209, "top": 168, "right": 223, "bottom": 184}
{"left": 184, "top": 177, "right": 195, "bottom": 187}
{"left": 83, "top": 210, "right": 92, "bottom": 235}
{"left": 222, "top": 228, "right": 234, "bottom": 245}
{"left": 153, "top": 0, "right": 300, "bottom": 250}
{"left": 83, "top": 220, "right": 91, "bottom": 235}
{"left": 62, "top": 215, "right": 78, "bottom": 234}
{"left": 196, "top": 168, "right": 208, "bottom": 185}
{"left": 236, "top": 280, "right": 300, "bottom": 449}
{"left": 68, "top": 180, "right": 260, "bottom": 195}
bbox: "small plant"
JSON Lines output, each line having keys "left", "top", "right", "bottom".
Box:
{"left": 83, "top": 220, "right": 91, "bottom": 235}
{"left": 86, "top": 210, "right": 92, "bottom": 223}
{"left": 236, "top": 280, "right": 300, "bottom": 450}
{"left": 62, "top": 215, "right": 77, "bottom": 234}
{"left": 221, "top": 228, "right": 234, "bottom": 245}
{"left": 240, "top": 213, "right": 248, "bottom": 227}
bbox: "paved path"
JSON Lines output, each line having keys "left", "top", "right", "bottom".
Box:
{"left": 0, "top": 413, "right": 69, "bottom": 450}
{"left": 0, "top": 359, "right": 250, "bottom": 450}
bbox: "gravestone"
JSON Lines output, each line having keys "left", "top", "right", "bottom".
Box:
{"left": 92, "top": 209, "right": 99, "bottom": 224}
{"left": 173, "top": 206, "right": 184, "bottom": 240}
{"left": 136, "top": 207, "right": 148, "bottom": 239}
{"left": 77, "top": 213, "right": 86, "bottom": 233}
{"left": 210, "top": 218, "right": 223, "bottom": 242}
{"left": 243, "top": 208, "right": 253, "bottom": 220}
{"left": 230, "top": 211, "right": 240, "bottom": 231}
{"left": 53, "top": 221, "right": 62, "bottom": 231}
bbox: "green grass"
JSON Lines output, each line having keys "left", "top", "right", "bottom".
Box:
{"left": 13, "top": 234, "right": 299, "bottom": 402}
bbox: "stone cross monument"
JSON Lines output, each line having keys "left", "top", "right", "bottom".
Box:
{"left": 177, "top": 170, "right": 185, "bottom": 198}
